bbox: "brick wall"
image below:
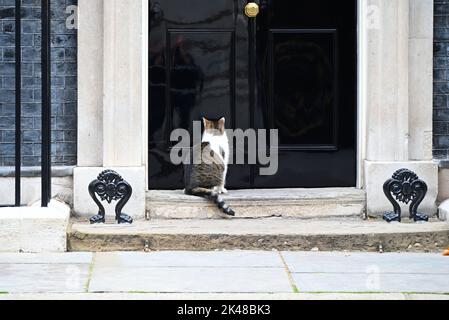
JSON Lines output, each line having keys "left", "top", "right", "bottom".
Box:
{"left": 434, "top": 0, "right": 449, "bottom": 160}
{"left": 0, "top": 0, "right": 77, "bottom": 167}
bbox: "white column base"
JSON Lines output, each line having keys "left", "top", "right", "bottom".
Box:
{"left": 438, "top": 168, "right": 449, "bottom": 202}
{"left": 364, "top": 161, "right": 438, "bottom": 218}
{"left": 0, "top": 200, "right": 70, "bottom": 253}
{"left": 73, "top": 167, "right": 146, "bottom": 220}
{"left": 438, "top": 200, "right": 449, "bottom": 222}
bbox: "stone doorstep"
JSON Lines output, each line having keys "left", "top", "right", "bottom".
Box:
{"left": 0, "top": 200, "right": 70, "bottom": 253}
{"left": 146, "top": 188, "right": 367, "bottom": 219}
{"left": 68, "top": 218, "right": 449, "bottom": 253}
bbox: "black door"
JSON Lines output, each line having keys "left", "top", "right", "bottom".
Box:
{"left": 149, "top": 0, "right": 357, "bottom": 189}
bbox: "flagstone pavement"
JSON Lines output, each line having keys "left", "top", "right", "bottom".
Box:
{"left": 0, "top": 251, "right": 448, "bottom": 300}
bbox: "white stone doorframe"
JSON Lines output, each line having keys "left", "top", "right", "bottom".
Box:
{"left": 74, "top": 0, "right": 148, "bottom": 219}
{"left": 74, "top": 0, "right": 437, "bottom": 219}
{"left": 359, "top": 0, "right": 437, "bottom": 217}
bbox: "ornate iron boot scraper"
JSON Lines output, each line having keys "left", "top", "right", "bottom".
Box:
{"left": 89, "top": 170, "right": 133, "bottom": 224}
{"left": 383, "top": 169, "right": 428, "bottom": 223}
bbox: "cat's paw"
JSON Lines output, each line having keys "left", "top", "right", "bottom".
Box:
{"left": 219, "top": 187, "right": 228, "bottom": 194}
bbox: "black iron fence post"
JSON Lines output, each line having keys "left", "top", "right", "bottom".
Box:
{"left": 15, "top": 0, "right": 21, "bottom": 207}
{"left": 41, "top": 0, "right": 52, "bottom": 207}
{"left": 12, "top": 0, "right": 52, "bottom": 208}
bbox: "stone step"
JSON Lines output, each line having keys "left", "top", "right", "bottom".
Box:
{"left": 68, "top": 218, "right": 449, "bottom": 253}
{"left": 146, "top": 188, "right": 366, "bottom": 219}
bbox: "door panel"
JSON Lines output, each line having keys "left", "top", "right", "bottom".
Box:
{"left": 169, "top": 30, "right": 234, "bottom": 130}
{"left": 269, "top": 29, "right": 337, "bottom": 148}
{"left": 254, "top": 0, "right": 357, "bottom": 188}
{"left": 149, "top": 0, "right": 357, "bottom": 189}
{"left": 149, "top": 0, "right": 252, "bottom": 189}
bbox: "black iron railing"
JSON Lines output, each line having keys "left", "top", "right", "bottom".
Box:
{"left": 14, "top": 0, "right": 52, "bottom": 207}
{"left": 14, "top": 0, "right": 21, "bottom": 207}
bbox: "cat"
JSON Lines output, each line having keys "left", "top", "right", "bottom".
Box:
{"left": 184, "top": 117, "right": 235, "bottom": 217}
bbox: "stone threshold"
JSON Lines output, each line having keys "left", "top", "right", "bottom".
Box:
{"left": 146, "top": 188, "right": 366, "bottom": 219}
{"left": 68, "top": 218, "right": 449, "bottom": 252}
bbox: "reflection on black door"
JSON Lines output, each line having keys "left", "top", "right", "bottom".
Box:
{"left": 149, "top": 0, "right": 357, "bottom": 189}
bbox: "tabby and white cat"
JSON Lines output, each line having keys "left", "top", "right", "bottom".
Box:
{"left": 184, "top": 117, "right": 235, "bottom": 217}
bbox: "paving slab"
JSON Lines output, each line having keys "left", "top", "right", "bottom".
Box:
{"left": 1, "top": 252, "right": 448, "bottom": 296}
{"left": 88, "top": 266, "right": 292, "bottom": 293}
{"left": 292, "top": 273, "right": 449, "bottom": 294}
{"left": 0, "top": 253, "right": 93, "bottom": 264}
{"left": 0, "top": 264, "right": 90, "bottom": 293}
{"left": 282, "top": 252, "right": 449, "bottom": 274}
{"left": 405, "top": 293, "right": 449, "bottom": 300}
{"left": 0, "top": 293, "right": 420, "bottom": 300}
{"left": 94, "top": 251, "right": 283, "bottom": 268}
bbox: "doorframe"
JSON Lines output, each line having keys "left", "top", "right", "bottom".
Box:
{"left": 357, "top": 0, "right": 366, "bottom": 189}
{"left": 143, "top": 0, "right": 150, "bottom": 190}
{"left": 75, "top": 0, "right": 436, "bottom": 218}
{"left": 143, "top": 0, "right": 365, "bottom": 190}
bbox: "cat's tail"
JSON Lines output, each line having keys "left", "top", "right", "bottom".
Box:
{"left": 186, "top": 187, "right": 235, "bottom": 217}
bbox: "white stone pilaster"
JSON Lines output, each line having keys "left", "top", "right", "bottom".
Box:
{"left": 74, "top": 0, "right": 145, "bottom": 219}
{"left": 365, "top": 0, "right": 410, "bottom": 162}
{"left": 408, "top": 0, "right": 434, "bottom": 161}
{"left": 363, "top": 0, "right": 437, "bottom": 217}
{"left": 103, "top": 0, "right": 144, "bottom": 167}
{"left": 77, "top": 0, "right": 104, "bottom": 167}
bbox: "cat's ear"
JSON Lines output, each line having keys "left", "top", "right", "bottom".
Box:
{"left": 202, "top": 117, "right": 208, "bottom": 127}
{"left": 219, "top": 117, "right": 226, "bottom": 125}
